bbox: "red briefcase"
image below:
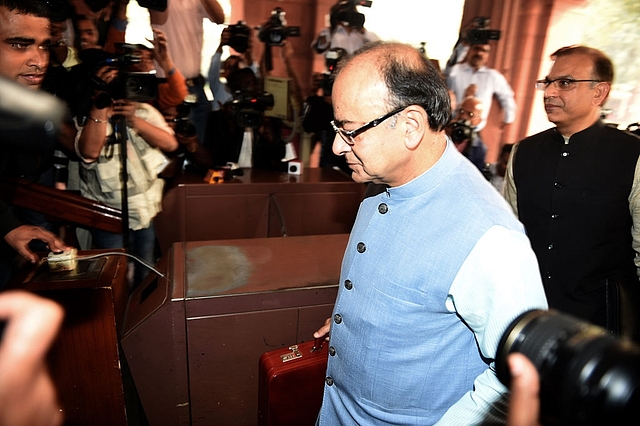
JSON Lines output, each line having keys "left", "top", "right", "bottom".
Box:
{"left": 258, "top": 337, "right": 328, "bottom": 426}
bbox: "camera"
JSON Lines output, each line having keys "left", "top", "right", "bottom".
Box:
{"left": 84, "top": 0, "right": 166, "bottom": 12}
{"left": 173, "top": 98, "right": 197, "bottom": 139}
{"left": 225, "top": 21, "right": 251, "bottom": 53}
{"left": 496, "top": 309, "right": 640, "bottom": 426}
{"left": 258, "top": 7, "right": 301, "bottom": 46}
{"left": 320, "top": 47, "right": 347, "bottom": 96}
{"left": 228, "top": 91, "right": 275, "bottom": 128}
{"left": 447, "top": 120, "right": 476, "bottom": 143}
{"left": 77, "top": 47, "right": 157, "bottom": 111}
{"left": 330, "top": 1, "right": 372, "bottom": 29}
{"left": 465, "top": 16, "right": 501, "bottom": 45}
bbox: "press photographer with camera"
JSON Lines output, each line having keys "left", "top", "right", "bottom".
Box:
{"left": 445, "top": 17, "right": 516, "bottom": 135}
{"left": 208, "top": 23, "right": 260, "bottom": 113}
{"left": 312, "top": 1, "right": 379, "bottom": 55}
{"left": 149, "top": 0, "right": 225, "bottom": 144}
{"left": 301, "top": 48, "right": 350, "bottom": 172}
{"left": 74, "top": 59, "right": 178, "bottom": 289}
{"left": 445, "top": 95, "right": 487, "bottom": 171}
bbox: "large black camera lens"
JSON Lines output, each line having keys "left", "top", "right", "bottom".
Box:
{"left": 450, "top": 121, "right": 474, "bottom": 143}
{"left": 496, "top": 309, "right": 640, "bottom": 426}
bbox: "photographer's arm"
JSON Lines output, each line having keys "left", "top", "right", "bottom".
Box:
{"left": 76, "top": 104, "right": 110, "bottom": 162}
{"left": 151, "top": 29, "right": 189, "bottom": 111}
{"left": 201, "top": 0, "right": 225, "bottom": 25}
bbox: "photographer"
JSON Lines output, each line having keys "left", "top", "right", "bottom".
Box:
{"left": 207, "top": 24, "right": 259, "bottom": 112}
{"left": 312, "top": 0, "right": 379, "bottom": 55}
{"left": 445, "top": 17, "right": 516, "bottom": 134}
{"left": 445, "top": 96, "right": 487, "bottom": 171}
{"left": 301, "top": 48, "right": 349, "bottom": 172}
{"left": 75, "top": 63, "right": 178, "bottom": 289}
{"left": 129, "top": 28, "right": 189, "bottom": 113}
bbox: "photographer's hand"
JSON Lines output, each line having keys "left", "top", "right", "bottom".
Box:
{"left": 507, "top": 353, "right": 542, "bottom": 426}
{"left": 150, "top": 28, "right": 174, "bottom": 74}
{"left": 0, "top": 290, "right": 64, "bottom": 426}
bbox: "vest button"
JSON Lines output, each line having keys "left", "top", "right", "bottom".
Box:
{"left": 554, "top": 182, "right": 562, "bottom": 188}
{"left": 548, "top": 243, "right": 554, "bottom": 250}
{"left": 326, "top": 376, "right": 334, "bottom": 386}
{"left": 333, "top": 314, "right": 342, "bottom": 324}
{"left": 546, "top": 272, "right": 552, "bottom": 279}
{"left": 378, "top": 203, "right": 388, "bottom": 214}
{"left": 551, "top": 213, "right": 559, "bottom": 219}
{"left": 357, "top": 242, "right": 366, "bottom": 253}
{"left": 344, "top": 280, "right": 353, "bottom": 290}
{"left": 329, "top": 346, "right": 336, "bottom": 356}
{"left": 562, "top": 151, "right": 569, "bottom": 157}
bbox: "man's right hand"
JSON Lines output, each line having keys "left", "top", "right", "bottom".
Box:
{"left": 4, "top": 225, "right": 70, "bottom": 265}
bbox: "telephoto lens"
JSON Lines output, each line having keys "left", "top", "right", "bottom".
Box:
{"left": 496, "top": 309, "right": 640, "bottom": 426}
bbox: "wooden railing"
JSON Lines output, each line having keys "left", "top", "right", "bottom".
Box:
{"left": 0, "top": 178, "right": 122, "bottom": 234}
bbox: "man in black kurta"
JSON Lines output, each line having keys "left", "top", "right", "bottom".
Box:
{"left": 504, "top": 45, "right": 640, "bottom": 334}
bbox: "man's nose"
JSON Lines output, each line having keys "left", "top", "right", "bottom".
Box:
{"left": 332, "top": 133, "right": 350, "bottom": 156}
{"left": 28, "top": 46, "right": 49, "bottom": 69}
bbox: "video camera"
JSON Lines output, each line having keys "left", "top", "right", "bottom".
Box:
{"left": 496, "top": 309, "right": 640, "bottom": 425}
{"left": 320, "top": 47, "right": 348, "bottom": 96}
{"left": 173, "top": 97, "right": 198, "bottom": 139}
{"left": 258, "top": 7, "right": 301, "bottom": 46}
{"left": 228, "top": 91, "right": 275, "bottom": 128}
{"left": 465, "top": 16, "right": 501, "bottom": 45}
{"left": 77, "top": 46, "right": 157, "bottom": 111}
{"left": 225, "top": 21, "right": 252, "bottom": 54}
{"left": 330, "top": 1, "right": 372, "bottom": 29}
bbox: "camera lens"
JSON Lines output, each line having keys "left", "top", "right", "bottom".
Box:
{"left": 496, "top": 309, "right": 640, "bottom": 426}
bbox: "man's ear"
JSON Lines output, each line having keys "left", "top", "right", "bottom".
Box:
{"left": 593, "top": 82, "right": 611, "bottom": 107}
{"left": 403, "top": 106, "right": 427, "bottom": 150}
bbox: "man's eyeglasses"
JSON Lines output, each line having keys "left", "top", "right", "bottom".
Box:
{"left": 535, "top": 78, "right": 602, "bottom": 91}
{"left": 331, "top": 106, "right": 407, "bottom": 145}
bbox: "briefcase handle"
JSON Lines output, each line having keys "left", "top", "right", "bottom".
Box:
{"left": 311, "top": 336, "right": 325, "bottom": 352}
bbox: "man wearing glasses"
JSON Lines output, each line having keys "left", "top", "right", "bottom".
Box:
{"left": 504, "top": 45, "right": 640, "bottom": 338}
{"left": 314, "top": 41, "right": 547, "bottom": 425}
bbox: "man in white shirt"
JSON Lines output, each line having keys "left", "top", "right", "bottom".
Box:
{"left": 446, "top": 43, "right": 516, "bottom": 133}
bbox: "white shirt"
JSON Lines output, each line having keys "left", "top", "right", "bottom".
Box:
{"left": 446, "top": 62, "right": 517, "bottom": 131}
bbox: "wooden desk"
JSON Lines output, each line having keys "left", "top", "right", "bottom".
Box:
{"left": 154, "top": 167, "right": 364, "bottom": 253}
{"left": 10, "top": 250, "right": 132, "bottom": 426}
{"left": 121, "top": 234, "right": 347, "bottom": 426}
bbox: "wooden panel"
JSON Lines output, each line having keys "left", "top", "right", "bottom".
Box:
{"left": 155, "top": 168, "right": 363, "bottom": 252}
{"left": 10, "top": 251, "right": 130, "bottom": 426}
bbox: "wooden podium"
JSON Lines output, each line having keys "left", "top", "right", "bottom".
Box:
{"left": 10, "top": 250, "right": 134, "bottom": 426}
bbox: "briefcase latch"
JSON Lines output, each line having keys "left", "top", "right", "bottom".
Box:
{"left": 281, "top": 345, "right": 302, "bottom": 363}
